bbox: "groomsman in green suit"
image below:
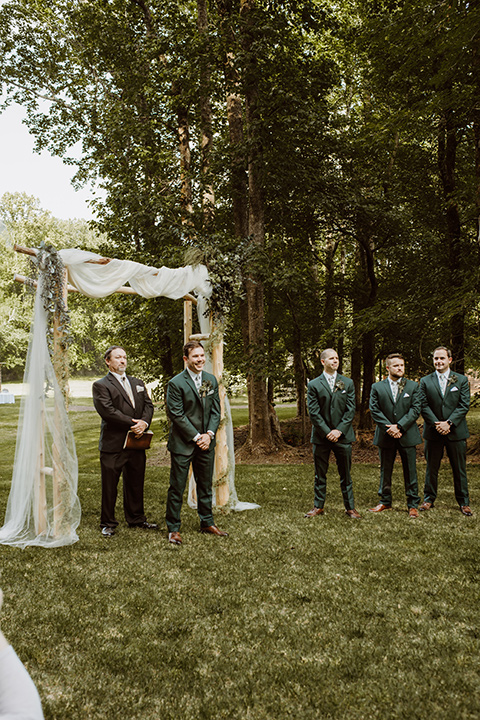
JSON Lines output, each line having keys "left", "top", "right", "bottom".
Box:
{"left": 305, "top": 348, "right": 361, "bottom": 519}
{"left": 419, "top": 346, "right": 472, "bottom": 515}
{"left": 165, "top": 341, "right": 228, "bottom": 544}
{"left": 369, "top": 354, "right": 421, "bottom": 518}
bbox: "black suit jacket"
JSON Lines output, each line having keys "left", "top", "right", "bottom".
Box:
{"left": 92, "top": 373, "right": 154, "bottom": 452}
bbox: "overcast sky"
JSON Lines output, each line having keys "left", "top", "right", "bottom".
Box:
{"left": 0, "top": 101, "right": 99, "bottom": 221}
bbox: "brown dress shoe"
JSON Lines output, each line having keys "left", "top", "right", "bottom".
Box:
{"left": 408, "top": 508, "right": 419, "bottom": 518}
{"left": 368, "top": 503, "right": 392, "bottom": 513}
{"left": 419, "top": 501, "right": 433, "bottom": 511}
{"left": 304, "top": 507, "right": 324, "bottom": 518}
{"left": 460, "top": 505, "right": 473, "bottom": 516}
{"left": 168, "top": 531, "right": 182, "bottom": 545}
{"left": 200, "top": 525, "right": 229, "bottom": 536}
{"left": 345, "top": 509, "right": 361, "bottom": 519}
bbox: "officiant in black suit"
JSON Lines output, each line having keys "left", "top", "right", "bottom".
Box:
{"left": 92, "top": 346, "right": 156, "bottom": 537}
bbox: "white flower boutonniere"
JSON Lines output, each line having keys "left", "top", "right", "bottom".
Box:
{"left": 334, "top": 380, "right": 345, "bottom": 393}
{"left": 447, "top": 374, "right": 458, "bottom": 388}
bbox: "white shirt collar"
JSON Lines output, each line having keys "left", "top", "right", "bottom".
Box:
{"left": 187, "top": 367, "right": 202, "bottom": 385}
{"left": 110, "top": 370, "right": 126, "bottom": 382}
{"left": 323, "top": 371, "right": 337, "bottom": 384}
{"left": 436, "top": 369, "right": 450, "bottom": 381}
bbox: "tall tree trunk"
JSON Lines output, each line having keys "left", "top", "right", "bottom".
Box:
{"left": 218, "top": 0, "right": 252, "bottom": 436}
{"left": 438, "top": 108, "right": 464, "bottom": 372}
{"left": 197, "top": 0, "right": 215, "bottom": 226}
{"left": 356, "top": 237, "right": 377, "bottom": 430}
{"left": 323, "top": 234, "right": 336, "bottom": 345}
{"left": 336, "top": 240, "right": 346, "bottom": 370}
{"left": 177, "top": 104, "right": 193, "bottom": 221}
{"left": 238, "top": 0, "right": 277, "bottom": 453}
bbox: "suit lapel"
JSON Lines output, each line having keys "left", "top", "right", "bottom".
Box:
{"left": 108, "top": 373, "right": 134, "bottom": 409}
{"left": 430, "top": 372, "right": 443, "bottom": 401}
{"left": 319, "top": 373, "right": 332, "bottom": 395}
{"left": 127, "top": 375, "right": 139, "bottom": 411}
{"left": 184, "top": 369, "right": 202, "bottom": 404}
{"left": 384, "top": 378, "right": 395, "bottom": 404}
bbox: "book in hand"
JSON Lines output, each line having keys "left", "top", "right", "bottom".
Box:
{"left": 123, "top": 430, "right": 153, "bottom": 450}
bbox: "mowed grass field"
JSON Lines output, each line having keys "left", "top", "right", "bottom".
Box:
{"left": 0, "top": 399, "right": 479, "bottom": 719}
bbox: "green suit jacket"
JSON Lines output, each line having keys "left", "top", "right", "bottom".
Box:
{"left": 307, "top": 373, "right": 356, "bottom": 445}
{"left": 166, "top": 369, "right": 221, "bottom": 455}
{"left": 420, "top": 371, "right": 470, "bottom": 441}
{"left": 370, "top": 378, "right": 421, "bottom": 448}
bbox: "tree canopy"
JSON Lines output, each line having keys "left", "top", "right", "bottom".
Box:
{"left": 1, "top": 0, "right": 479, "bottom": 441}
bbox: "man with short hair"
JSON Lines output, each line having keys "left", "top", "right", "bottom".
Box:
{"left": 165, "top": 341, "right": 228, "bottom": 544}
{"left": 419, "top": 346, "right": 472, "bottom": 515}
{"left": 369, "top": 353, "right": 421, "bottom": 518}
{"left": 305, "top": 348, "right": 361, "bottom": 519}
{"left": 92, "top": 346, "right": 157, "bottom": 536}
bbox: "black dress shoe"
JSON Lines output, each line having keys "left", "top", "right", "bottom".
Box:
{"left": 101, "top": 526, "right": 115, "bottom": 537}
{"left": 129, "top": 521, "right": 158, "bottom": 529}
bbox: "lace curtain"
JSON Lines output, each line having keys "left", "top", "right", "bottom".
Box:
{"left": 0, "top": 279, "right": 80, "bottom": 547}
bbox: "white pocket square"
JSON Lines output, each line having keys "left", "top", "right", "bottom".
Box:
{"left": 404, "top": 393, "right": 410, "bottom": 398}
{"left": 136, "top": 386, "right": 144, "bottom": 392}
{"left": 341, "top": 390, "right": 346, "bottom": 394}
{"left": 450, "top": 387, "right": 458, "bottom": 392}
{"left": 207, "top": 389, "right": 214, "bottom": 396}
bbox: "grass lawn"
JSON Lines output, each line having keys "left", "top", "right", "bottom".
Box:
{"left": 0, "top": 401, "right": 479, "bottom": 719}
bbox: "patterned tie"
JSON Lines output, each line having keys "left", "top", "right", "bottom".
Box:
{"left": 121, "top": 376, "right": 135, "bottom": 407}
{"left": 195, "top": 374, "right": 202, "bottom": 392}
{"left": 439, "top": 374, "right": 447, "bottom": 397}
{"left": 327, "top": 374, "right": 335, "bottom": 392}
{"left": 391, "top": 382, "right": 398, "bottom": 401}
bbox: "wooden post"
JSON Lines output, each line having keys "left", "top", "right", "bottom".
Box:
{"left": 211, "top": 323, "right": 229, "bottom": 507}
{"left": 184, "top": 300, "right": 193, "bottom": 353}
{"left": 52, "top": 268, "right": 69, "bottom": 536}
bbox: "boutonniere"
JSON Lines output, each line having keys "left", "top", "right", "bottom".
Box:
{"left": 397, "top": 377, "right": 407, "bottom": 395}
{"left": 447, "top": 374, "right": 458, "bottom": 388}
{"left": 198, "top": 379, "right": 213, "bottom": 397}
{"left": 333, "top": 380, "right": 345, "bottom": 393}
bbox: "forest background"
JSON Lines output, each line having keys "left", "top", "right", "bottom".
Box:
{"left": 1, "top": 0, "right": 480, "bottom": 457}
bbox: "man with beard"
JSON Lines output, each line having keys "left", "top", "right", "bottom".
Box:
{"left": 369, "top": 353, "right": 421, "bottom": 517}
{"left": 419, "top": 346, "right": 472, "bottom": 515}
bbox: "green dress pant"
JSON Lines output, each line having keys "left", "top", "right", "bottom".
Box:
{"left": 312, "top": 441, "right": 355, "bottom": 510}
{"left": 377, "top": 443, "right": 420, "bottom": 509}
{"left": 423, "top": 438, "right": 469, "bottom": 506}
{"left": 166, "top": 445, "right": 215, "bottom": 532}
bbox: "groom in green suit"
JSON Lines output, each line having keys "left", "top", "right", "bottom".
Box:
{"left": 369, "top": 353, "right": 421, "bottom": 517}
{"left": 305, "top": 348, "right": 361, "bottom": 519}
{"left": 165, "top": 341, "right": 228, "bottom": 544}
{"left": 419, "top": 346, "right": 472, "bottom": 515}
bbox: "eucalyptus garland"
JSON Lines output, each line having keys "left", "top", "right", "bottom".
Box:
{"left": 36, "top": 242, "right": 71, "bottom": 355}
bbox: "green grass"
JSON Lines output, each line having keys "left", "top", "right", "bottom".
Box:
{"left": 0, "top": 401, "right": 479, "bottom": 719}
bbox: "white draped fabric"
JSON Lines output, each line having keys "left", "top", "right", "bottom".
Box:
{"left": 1, "top": 249, "right": 256, "bottom": 547}
{"left": 59, "top": 249, "right": 212, "bottom": 300}
{"left": 0, "top": 280, "right": 81, "bottom": 548}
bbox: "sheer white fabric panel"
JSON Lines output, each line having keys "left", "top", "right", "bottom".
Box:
{"left": 0, "top": 283, "right": 80, "bottom": 548}
{"left": 59, "top": 249, "right": 211, "bottom": 300}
